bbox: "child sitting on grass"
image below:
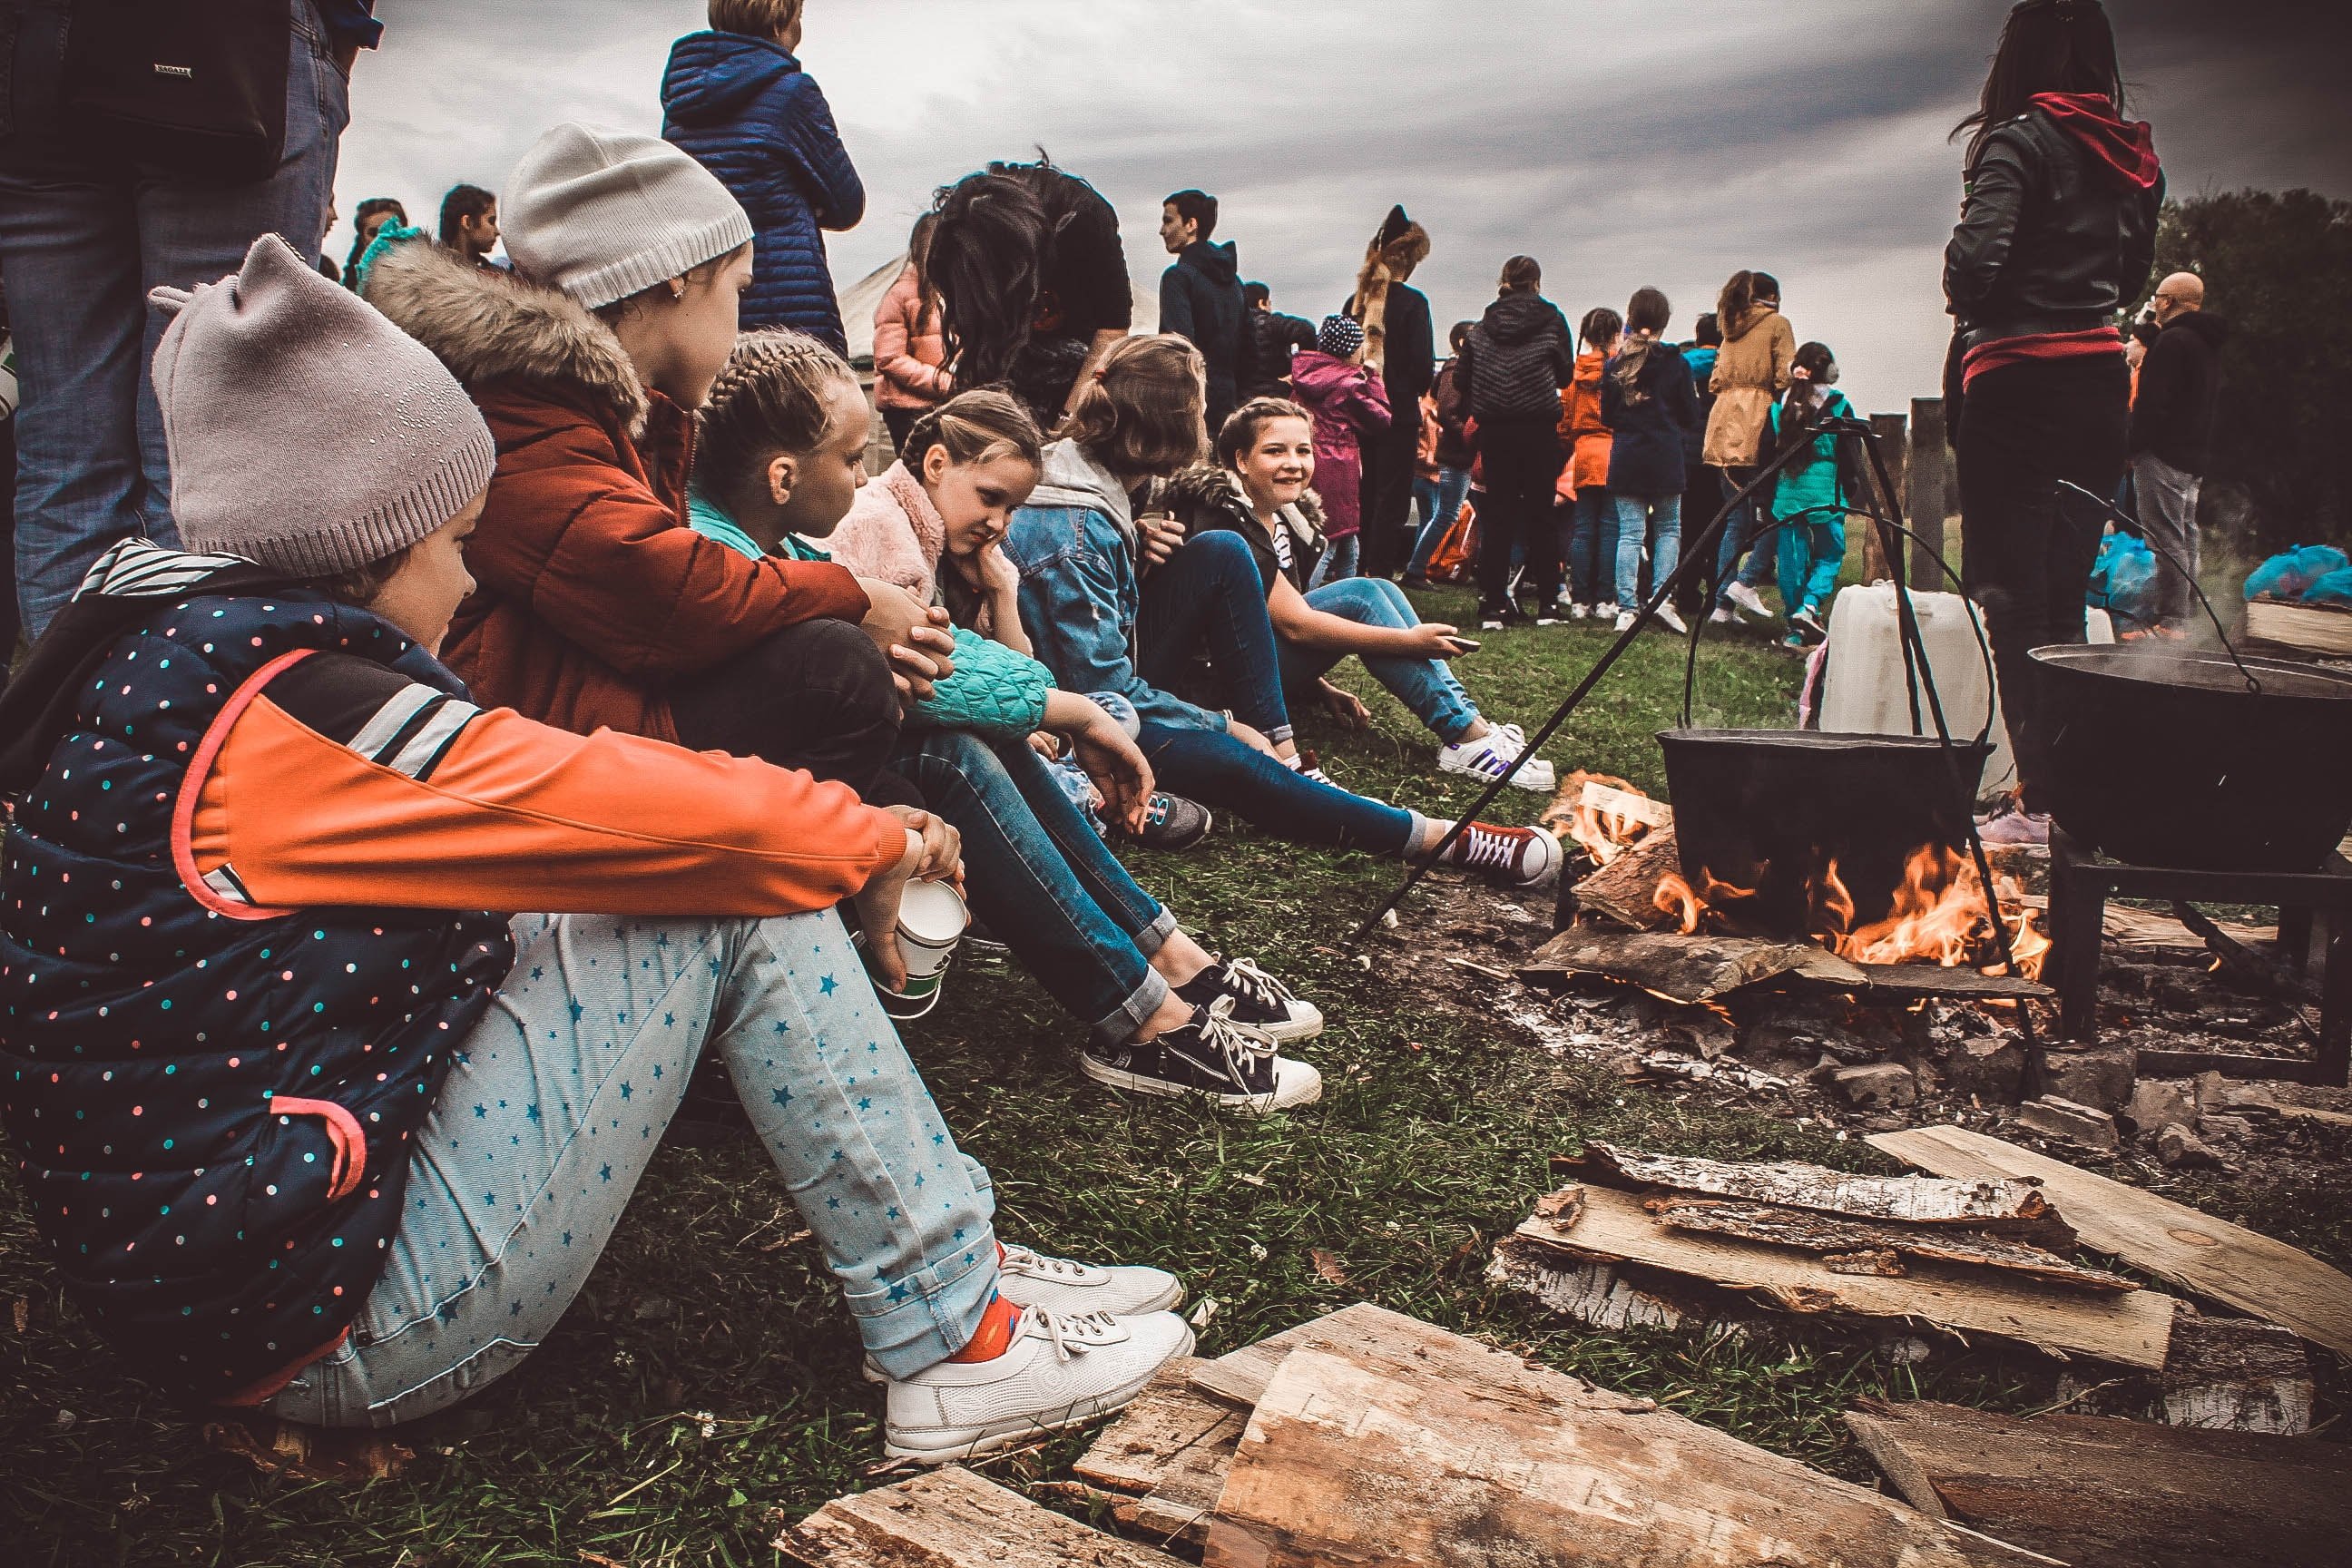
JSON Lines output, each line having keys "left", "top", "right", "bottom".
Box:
{"left": 683, "top": 344, "right": 1323, "bottom": 1107}
{"left": 0, "top": 235, "right": 1192, "bottom": 1462}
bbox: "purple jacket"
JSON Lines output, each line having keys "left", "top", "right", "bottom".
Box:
{"left": 1288, "top": 350, "right": 1391, "bottom": 538}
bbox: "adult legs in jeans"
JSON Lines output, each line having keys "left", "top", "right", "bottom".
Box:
{"left": 1567, "top": 489, "right": 1616, "bottom": 606}
{"left": 1304, "top": 533, "right": 1359, "bottom": 591}
{"left": 0, "top": 0, "right": 347, "bottom": 637}
{"left": 892, "top": 728, "right": 1178, "bottom": 1045}
{"left": 1957, "top": 356, "right": 2128, "bottom": 809}
{"left": 1612, "top": 493, "right": 1682, "bottom": 608}
{"left": 1134, "top": 530, "right": 1294, "bottom": 745}
{"left": 1473, "top": 419, "right": 1564, "bottom": 608}
{"left": 1406, "top": 466, "right": 1472, "bottom": 581}
{"left": 670, "top": 618, "right": 901, "bottom": 795}
{"left": 1141, "top": 722, "right": 1423, "bottom": 858}
{"left": 2131, "top": 451, "right": 2201, "bottom": 629}
{"left": 267, "top": 909, "right": 999, "bottom": 1428}
{"left": 1278, "top": 577, "right": 1480, "bottom": 743}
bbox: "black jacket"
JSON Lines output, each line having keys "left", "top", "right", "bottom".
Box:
{"left": 1154, "top": 464, "right": 1328, "bottom": 596}
{"left": 1377, "top": 281, "right": 1436, "bottom": 412}
{"left": 1459, "top": 292, "right": 1575, "bottom": 423}
{"left": 1243, "top": 309, "right": 1318, "bottom": 398}
{"left": 1161, "top": 240, "right": 1249, "bottom": 422}
{"left": 1944, "top": 105, "right": 2163, "bottom": 346}
{"left": 1600, "top": 336, "right": 1703, "bottom": 497}
{"left": 2130, "top": 311, "right": 2229, "bottom": 475}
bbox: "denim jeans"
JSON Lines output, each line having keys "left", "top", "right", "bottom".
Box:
{"left": 1406, "top": 466, "right": 1473, "bottom": 579}
{"left": 1136, "top": 530, "right": 1293, "bottom": 747}
{"left": 1305, "top": 534, "right": 1358, "bottom": 591}
{"left": 266, "top": 909, "right": 999, "bottom": 1427}
{"left": 1612, "top": 492, "right": 1683, "bottom": 609}
{"left": 0, "top": 0, "right": 349, "bottom": 638}
{"left": 1566, "top": 489, "right": 1616, "bottom": 606}
{"left": 894, "top": 728, "right": 1174, "bottom": 1045}
{"left": 1710, "top": 466, "right": 1776, "bottom": 607}
{"left": 1279, "top": 577, "right": 1478, "bottom": 743}
{"left": 1140, "top": 722, "right": 1421, "bottom": 858}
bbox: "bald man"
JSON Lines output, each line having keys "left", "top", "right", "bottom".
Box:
{"left": 2130, "top": 272, "right": 2229, "bottom": 632}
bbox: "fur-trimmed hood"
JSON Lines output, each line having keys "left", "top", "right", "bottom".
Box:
{"left": 1347, "top": 205, "right": 1431, "bottom": 375}
{"left": 363, "top": 236, "right": 652, "bottom": 436}
{"left": 1154, "top": 464, "right": 1325, "bottom": 573}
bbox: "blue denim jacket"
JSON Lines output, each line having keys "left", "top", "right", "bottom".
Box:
{"left": 1004, "top": 443, "right": 1226, "bottom": 734}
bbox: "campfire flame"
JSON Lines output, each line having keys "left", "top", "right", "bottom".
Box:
{"left": 1551, "top": 771, "right": 1659, "bottom": 867}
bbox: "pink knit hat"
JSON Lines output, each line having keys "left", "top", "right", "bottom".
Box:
{"left": 149, "top": 233, "right": 496, "bottom": 575}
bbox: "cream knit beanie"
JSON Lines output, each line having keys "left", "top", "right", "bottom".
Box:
{"left": 148, "top": 234, "right": 496, "bottom": 576}
{"left": 502, "top": 122, "right": 754, "bottom": 309}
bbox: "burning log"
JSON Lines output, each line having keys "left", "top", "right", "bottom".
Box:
{"left": 1568, "top": 826, "right": 1688, "bottom": 930}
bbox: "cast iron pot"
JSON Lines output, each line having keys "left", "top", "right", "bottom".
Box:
{"left": 2033, "top": 644, "right": 2352, "bottom": 872}
{"left": 1657, "top": 729, "right": 1992, "bottom": 936}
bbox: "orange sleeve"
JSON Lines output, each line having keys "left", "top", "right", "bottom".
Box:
{"left": 191, "top": 696, "right": 907, "bottom": 916}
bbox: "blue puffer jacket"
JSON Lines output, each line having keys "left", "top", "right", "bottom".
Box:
{"left": 1, "top": 574, "right": 514, "bottom": 1403}
{"left": 660, "top": 31, "right": 865, "bottom": 350}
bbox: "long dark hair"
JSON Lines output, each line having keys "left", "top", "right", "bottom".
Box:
{"left": 1715, "top": 270, "right": 1780, "bottom": 336}
{"left": 1774, "top": 341, "right": 1841, "bottom": 472}
{"left": 1954, "top": 0, "right": 2124, "bottom": 172}
{"left": 926, "top": 162, "right": 1056, "bottom": 389}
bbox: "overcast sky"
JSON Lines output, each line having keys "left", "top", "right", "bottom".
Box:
{"left": 333, "top": 1, "right": 2349, "bottom": 417}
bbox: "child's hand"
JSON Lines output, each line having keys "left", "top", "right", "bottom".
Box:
{"left": 1028, "top": 730, "right": 1062, "bottom": 761}
{"left": 973, "top": 538, "right": 1021, "bottom": 597}
{"left": 1066, "top": 708, "right": 1153, "bottom": 833}
{"left": 1136, "top": 512, "right": 1186, "bottom": 573}
{"left": 858, "top": 580, "right": 956, "bottom": 702}
{"left": 1318, "top": 679, "right": 1372, "bottom": 729}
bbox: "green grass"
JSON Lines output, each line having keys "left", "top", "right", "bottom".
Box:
{"left": 2, "top": 583, "right": 2337, "bottom": 1565}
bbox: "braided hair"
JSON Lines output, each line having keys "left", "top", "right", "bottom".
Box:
{"left": 695, "top": 328, "right": 860, "bottom": 505}
{"left": 898, "top": 388, "right": 1044, "bottom": 476}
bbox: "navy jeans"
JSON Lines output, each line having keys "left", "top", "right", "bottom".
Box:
{"left": 1406, "top": 466, "right": 1473, "bottom": 580}
{"left": 894, "top": 728, "right": 1175, "bottom": 1044}
{"left": 1278, "top": 576, "right": 1479, "bottom": 743}
{"left": 1140, "top": 722, "right": 1421, "bottom": 858}
{"left": 1136, "top": 530, "right": 1294, "bottom": 747}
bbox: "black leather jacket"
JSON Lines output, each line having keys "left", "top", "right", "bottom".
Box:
{"left": 1944, "top": 109, "right": 2162, "bottom": 347}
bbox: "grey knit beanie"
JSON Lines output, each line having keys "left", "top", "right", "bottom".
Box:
{"left": 502, "top": 122, "right": 753, "bottom": 309}
{"left": 149, "top": 234, "right": 496, "bottom": 576}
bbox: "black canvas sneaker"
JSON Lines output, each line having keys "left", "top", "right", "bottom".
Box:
{"left": 1081, "top": 999, "right": 1321, "bottom": 1112}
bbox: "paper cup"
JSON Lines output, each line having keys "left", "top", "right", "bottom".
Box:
{"left": 855, "top": 878, "right": 968, "bottom": 1020}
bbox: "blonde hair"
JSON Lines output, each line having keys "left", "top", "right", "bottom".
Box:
{"left": 709, "top": 0, "right": 803, "bottom": 39}
{"left": 1058, "top": 335, "right": 1207, "bottom": 479}
{"left": 902, "top": 388, "right": 1043, "bottom": 475}
{"left": 696, "top": 328, "right": 859, "bottom": 503}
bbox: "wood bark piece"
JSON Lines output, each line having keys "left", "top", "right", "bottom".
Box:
{"left": 1831, "top": 962, "right": 2054, "bottom": 1003}
{"left": 2054, "top": 1312, "right": 2314, "bottom": 1435}
{"left": 1843, "top": 1397, "right": 2352, "bottom": 1568}
{"left": 1569, "top": 824, "right": 1686, "bottom": 929}
{"left": 1869, "top": 1123, "right": 2352, "bottom": 1358}
{"left": 2102, "top": 902, "right": 2277, "bottom": 954}
{"left": 1520, "top": 928, "right": 1866, "bottom": 1004}
{"left": 1517, "top": 1184, "right": 2174, "bottom": 1367}
{"left": 1572, "top": 1140, "right": 2076, "bottom": 1245}
{"left": 778, "top": 1465, "right": 1186, "bottom": 1566}
{"left": 1648, "top": 1197, "right": 2137, "bottom": 1292}
{"left": 1070, "top": 1358, "right": 1242, "bottom": 1547}
{"left": 1186, "top": 1300, "right": 1455, "bottom": 1411}
{"left": 1486, "top": 1235, "right": 1705, "bottom": 1330}
{"left": 1200, "top": 1338, "right": 2052, "bottom": 1568}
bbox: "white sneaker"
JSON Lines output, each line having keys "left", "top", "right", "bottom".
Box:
{"left": 1438, "top": 721, "right": 1557, "bottom": 792}
{"left": 1655, "top": 603, "right": 1689, "bottom": 635}
{"left": 1595, "top": 602, "right": 1621, "bottom": 619}
{"left": 997, "top": 1244, "right": 1183, "bottom": 1318}
{"left": 1568, "top": 602, "right": 1591, "bottom": 620}
{"left": 883, "top": 1308, "right": 1193, "bottom": 1463}
{"left": 1612, "top": 611, "right": 1638, "bottom": 632}
{"left": 1725, "top": 581, "right": 1771, "bottom": 620}
{"left": 1709, "top": 606, "right": 1735, "bottom": 625}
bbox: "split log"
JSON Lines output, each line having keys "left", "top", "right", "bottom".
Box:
{"left": 1844, "top": 1397, "right": 2352, "bottom": 1568}
{"left": 1870, "top": 1124, "right": 2352, "bottom": 1358}
{"left": 2053, "top": 1312, "right": 2314, "bottom": 1435}
{"left": 1832, "top": 962, "right": 2053, "bottom": 1003}
{"left": 1516, "top": 1184, "right": 2174, "bottom": 1367}
{"left": 1647, "top": 1197, "right": 2136, "bottom": 1292}
{"left": 1185, "top": 1300, "right": 1441, "bottom": 1411}
{"left": 1486, "top": 1235, "right": 1705, "bottom": 1331}
{"left": 1200, "top": 1337, "right": 2052, "bottom": 1568}
{"left": 778, "top": 1465, "right": 1186, "bottom": 1566}
{"left": 1070, "top": 1358, "right": 1243, "bottom": 1547}
{"left": 2102, "top": 902, "right": 2278, "bottom": 955}
{"left": 1569, "top": 1140, "right": 2075, "bottom": 1244}
{"left": 1568, "top": 824, "right": 1685, "bottom": 929}
{"left": 2135, "top": 1047, "right": 2316, "bottom": 1083}
{"left": 1519, "top": 928, "right": 1867, "bottom": 1003}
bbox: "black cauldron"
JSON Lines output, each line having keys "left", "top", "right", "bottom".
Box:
{"left": 2033, "top": 644, "right": 2352, "bottom": 872}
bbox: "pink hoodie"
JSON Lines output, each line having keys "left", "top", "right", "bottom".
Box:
{"left": 1286, "top": 348, "right": 1391, "bottom": 538}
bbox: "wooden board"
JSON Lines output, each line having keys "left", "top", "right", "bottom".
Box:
{"left": 2053, "top": 1312, "right": 2314, "bottom": 1435}
{"left": 1186, "top": 1300, "right": 1455, "bottom": 1411}
{"left": 1844, "top": 1397, "right": 2352, "bottom": 1568}
{"left": 1200, "top": 1339, "right": 2051, "bottom": 1568}
{"left": 2244, "top": 595, "right": 2352, "bottom": 657}
{"left": 1649, "top": 1197, "right": 2136, "bottom": 1292}
{"left": 1517, "top": 1184, "right": 2174, "bottom": 1367}
{"left": 779, "top": 1465, "right": 1186, "bottom": 1566}
{"left": 1573, "top": 1140, "right": 2073, "bottom": 1242}
{"left": 1520, "top": 928, "right": 1867, "bottom": 1004}
{"left": 1486, "top": 1235, "right": 1704, "bottom": 1331}
{"left": 1070, "top": 1358, "right": 1242, "bottom": 1547}
{"left": 2103, "top": 903, "right": 2277, "bottom": 954}
{"left": 1869, "top": 1124, "right": 2352, "bottom": 1358}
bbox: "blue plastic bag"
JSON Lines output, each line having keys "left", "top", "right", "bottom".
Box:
{"left": 2087, "top": 530, "right": 2160, "bottom": 630}
{"left": 2303, "top": 568, "right": 2352, "bottom": 608}
{"left": 2243, "top": 544, "right": 2351, "bottom": 602}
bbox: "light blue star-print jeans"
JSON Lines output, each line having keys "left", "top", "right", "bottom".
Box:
{"left": 267, "top": 910, "right": 999, "bottom": 1428}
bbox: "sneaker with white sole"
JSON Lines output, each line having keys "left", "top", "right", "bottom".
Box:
{"left": 1113, "top": 791, "right": 1212, "bottom": 851}
{"left": 1176, "top": 956, "right": 1323, "bottom": 1044}
{"left": 1434, "top": 821, "right": 1563, "bottom": 887}
{"left": 997, "top": 1244, "right": 1183, "bottom": 1318}
{"left": 1724, "top": 581, "right": 1771, "bottom": 620}
{"left": 1789, "top": 604, "right": 1827, "bottom": 643}
{"left": 1082, "top": 999, "right": 1322, "bottom": 1112}
{"left": 1655, "top": 603, "right": 1689, "bottom": 635}
{"left": 883, "top": 1307, "right": 1193, "bottom": 1463}
{"left": 1568, "top": 601, "right": 1592, "bottom": 621}
{"left": 1709, "top": 605, "right": 1735, "bottom": 625}
{"left": 1594, "top": 602, "right": 1621, "bottom": 620}
{"left": 1438, "top": 721, "right": 1557, "bottom": 792}
{"left": 1612, "top": 610, "right": 1639, "bottom": 632}
{"left": 1974, "top": 799, "right": 2051, "bottom": 848}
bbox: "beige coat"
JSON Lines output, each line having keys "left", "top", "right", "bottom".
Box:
{"left": 1702, "top": 305, "right": 1796, "bottom": 467}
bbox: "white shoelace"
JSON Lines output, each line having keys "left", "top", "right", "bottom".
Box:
{"left": 1031, "top": 1307, "right": 1122, "bottom": 1362}
{"left": 1218, "top": 956, "right": 1296, "bottom": 1010}
{"left": 999, "top": 1244, "right": 1087, "bottom": 1281}
{"left": 1449, "top": 824, "right": 1524, "bottom": 872}
{"left": 1197, "top": 996, "right": 1279, "bottom": 1083}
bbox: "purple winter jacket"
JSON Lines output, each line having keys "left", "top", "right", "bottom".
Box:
{"left": 1287, "top": 349, "right": 1391, "bottom": 538}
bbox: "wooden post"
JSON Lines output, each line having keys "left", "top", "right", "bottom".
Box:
{"left": 1866, "top": 414, "right": 1907, "bottom": 583}
{"left": 1908, "top": 397, "right": 1952, "bottom": 592}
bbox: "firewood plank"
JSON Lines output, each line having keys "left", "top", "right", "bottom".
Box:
{"left": 1843, "top": 1397, "right": 2352, "bottom": 1568}
{"left": 1649, "top": 1197, "right": 2135, "bottom": 1291}
{"left": 1069, "top": 1358, "right": 1241, "bottom": 1546}
{"left": 1200, "top": 1340, "right": 2051, "bottom": 1568}
{"left": 1869, "top": 1124, "right": 2352, "bottom": 1357}
{"left": 1517, "top": 1184, "right": 2174, "bottom": 1367}
{"left": 778, "top": 1465, "right": 1185, "bottom": 1566}
{"left": 1185, "top": 1299, "right": 1453, "bottom": 1410}
{"left": 1569, "top": 825, "right": 1686, "bottom": 929}
{"left": 1520, "top": 929, "right": 1867, "bottom": 1003}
